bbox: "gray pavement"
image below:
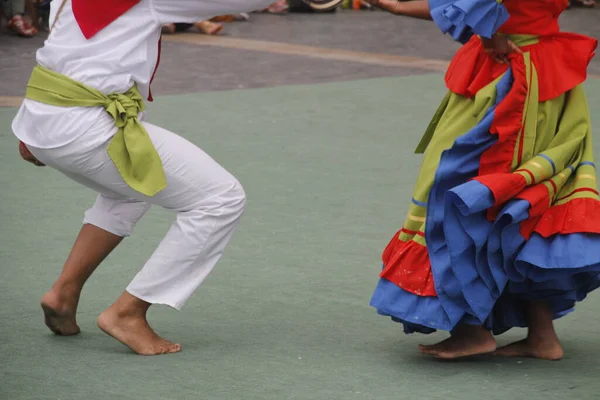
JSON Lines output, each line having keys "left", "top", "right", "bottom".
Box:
{"left": 1, "top": 9, "right": 599, "bottom": 98}
{"left": 2, "top": 7, "right": 600, "bottom": 400}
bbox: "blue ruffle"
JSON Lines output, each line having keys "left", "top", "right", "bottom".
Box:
{"left": 371, "top": 65, "right": 600, "bottom": 335}
{"left": 480, "top": 198, "right": 600, "bottom": 334}
{"left": 370, "top": 70, "right": 513, "bottom": 333}
{"left": 428, "top": 0, "right": 509, "bottom": 44}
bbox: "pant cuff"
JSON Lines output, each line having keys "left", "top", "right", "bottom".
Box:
{"left": 83, "top": 208, "right": 135, "bottom": 237}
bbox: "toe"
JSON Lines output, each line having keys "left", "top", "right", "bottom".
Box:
{"left": 418, "top": 345, "right": 439, "bottom": 355}
{"left": 159, "top": 343, "right": 181, "bottom": 355}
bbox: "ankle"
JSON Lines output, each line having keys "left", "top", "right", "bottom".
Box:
{"left": 51, "top": 281, "right": 83, "bottom": 299}
{"left": 108, "top": 306, "right": 147, "bottom": 319}
{"left": 527, "top": 331, "right": 559, "bottom": 344}
{"left": 106, "top": 292, "right": 151, "bottom": 319}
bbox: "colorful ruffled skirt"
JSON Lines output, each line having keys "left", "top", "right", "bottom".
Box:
{"left": 370, "top": 33, "right": 600, "bottom": 335}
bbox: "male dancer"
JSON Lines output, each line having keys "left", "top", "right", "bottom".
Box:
{"left": 14, "top": 0, "right": 274, "bottom": 356}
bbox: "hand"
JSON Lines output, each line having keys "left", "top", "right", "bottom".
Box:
{"left": 19, "top": 141, "right": 45, "bottom": 167}
{"left": 482, "top": 35, "right": 523, "bottom": 64}
{"left": 366, "top": 0, "right": 402, "bottom": 14}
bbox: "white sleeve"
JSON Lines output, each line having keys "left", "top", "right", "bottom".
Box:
{"left": 151, "top": 0, "right": 275, "bottom": 24}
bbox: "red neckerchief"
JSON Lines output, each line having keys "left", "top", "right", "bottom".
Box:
{"left": 72, "top": 0, "right": 140, "bottom": 39}
{"left": 71, "top": 0, "right": 160, "bottom": 101}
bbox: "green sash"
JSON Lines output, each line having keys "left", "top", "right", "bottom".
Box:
{"left": 26, "top": 65, "right": 167, "bottom": 197}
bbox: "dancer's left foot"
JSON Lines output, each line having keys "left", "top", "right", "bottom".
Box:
{"left": 419, "top": 325, "right": 496, "bottom": 359}
{"left": 41, "top": 288, "right": 81, "bottom": 336}
{"left": 494, "top": 337, "right": 563, "bottom": 360}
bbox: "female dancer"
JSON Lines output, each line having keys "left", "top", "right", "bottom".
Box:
{"left": 369, "top": 0, "right": 598, "bottom": 360}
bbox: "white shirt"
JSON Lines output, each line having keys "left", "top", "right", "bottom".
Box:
{"left": 12, "top": 0, "right": 273, "bottom": 149}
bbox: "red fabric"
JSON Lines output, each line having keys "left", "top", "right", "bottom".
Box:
{"left": 71, "top": 0, "right": 161, "bottom": 102}
{"left": 478, "top": 54, "right": 528, "bottom": 177}
{"left": 516, "top": 184, "right": 551, "bottom": 239}
{"left": 148, "top": 37, "right": 162, "bottom": 102}
{"left": 72, "top": 0, "right": 141, "bottom": 39}
{"left": 445, "top": 34, "right": 597, "bottom": 102}
{"left": 381, "top": 234, "right": 436, "bottom": 297}
{"left": 474, "top": 173, "right": 527, "bottom": 220}
{"left": 382, "top": 0, "right": 599, "bottom": 298}
{"left": 474, "top": 177, "right": 600, "bottom": 239}
{"left": 515, "top": 168, "right": 535, "bottom": 183}
{"left": 534, "top": 198, "right": 600, "bottom": 237}
{"left": 398, "top": 228, "right": 425, "bottom": 238}
{"left": 445, "top": 0, "right": 597, "bottom": 102}
{"left": 499, "top": 0, "right": 568, "bottom": 37}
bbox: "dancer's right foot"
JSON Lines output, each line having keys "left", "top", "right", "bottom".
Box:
{"left": 494, "top": 301, "right": 564, "bottom": 360}
{"left": 97, "top": 293, "right": 181, "bottom": 356}
{"left": 494, "top": 338, "right": 564, "bottom": 360}
{"left": 40, "top": 289, "right": 81, "bottom": 336}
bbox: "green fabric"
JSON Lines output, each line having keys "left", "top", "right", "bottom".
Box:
{"left": 25, "top": 65, "right": 167, "bottom": 197}
{"left": 414, "top": 35, "right": 539, "bottom": 155}
{"left": 415, "top": 91, "right": 451, "bottom": 154}
{"left": 519, "top": 83, "right": 596, "bottom": 204}
{"left": 3, "top": 74, "right": 600, "bottom": 400}
{"left": 397, "top": 50, "right": 595, "bottom": 251}
{"left": 401, "top": 76, "right": 500, "bottom": 244}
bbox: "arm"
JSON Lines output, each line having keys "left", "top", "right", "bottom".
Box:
{"left": 369, "top": 0, "right": 433, "bottom": 20}
{"left": 151, "top": 0, "right": 275, "bottom": 24}
{"left": 372, "top": 0, "right": 509, "bottom": 44}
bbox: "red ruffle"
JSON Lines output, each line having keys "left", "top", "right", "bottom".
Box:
{"left": 381, "top": 231, "right": 436, "bottom": 297}
{"left": 445, "top": 33, "right": 597, "bottom": 102}
{"left": 473, "top": 175, "right": 600, "bottom": 239}
{"left": 474, "top": 173, "right": 528, "bottom": 220}
{"left": 515, "top": 184, "right": 550, "bottom": 239}
{"left": 535, "top": 197, "right": 600, "bottom": 238}
{"left": 476, "top": 174, "right": 528, "bottom": 205}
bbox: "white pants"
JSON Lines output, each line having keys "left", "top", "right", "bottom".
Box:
{"left": 29, "top": 121, "right": 246, "bottom": 310}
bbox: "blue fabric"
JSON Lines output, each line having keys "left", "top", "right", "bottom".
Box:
{"left": 412, "top": 198, "right": 428, "bottom": 207}
{"left": 370, "top": 70, "right": 514, "bottom": 333}
{"left": 370, "top": 66, "right": 600, "bottom": 335}
{"left": 428, "top": 0, "right": 509, "bottom": 44}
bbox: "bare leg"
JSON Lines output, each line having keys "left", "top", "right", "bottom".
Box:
{"left": 32, "top": 122, "right": 245, "bottom": 355}
{"left": 494, "top": 301, "right": 564, "bottom": 360}
{"left": 41, "top": 224, "right": 123, "bottom": 335}
{"left": 161, "top": 23, "right": 176, "bottom": 34}
{"left": 418, "top": 324, "right": 496, "bottom": 359}
{"left": 97, "top": 291, "right": 181, "bottom": 355}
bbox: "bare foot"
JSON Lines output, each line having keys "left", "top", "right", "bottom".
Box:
{"left": 494, "top": 338, "right": 564, "bottom": 360}
{"left": 419, "top": 325, "right": 496, "bottom": 359}
{"left": 195, "top": 20, "right": 223, "bottom": 35}
{"left": 40, "top": 290, "right": 81, "bottom": 336}
{"left": 97, "top": 308, "right": 181, "bottom": 356}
